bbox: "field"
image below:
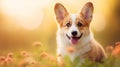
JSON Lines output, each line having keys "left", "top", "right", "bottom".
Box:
{"left": 0, "top": 42, "right": 120, "bottom": 67}
{"left": 0, "top": 0, "right": 120, "bottom": 67}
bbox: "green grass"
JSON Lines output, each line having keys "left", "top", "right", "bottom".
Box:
{"left": 0, "top": 42, "right": 120, "bottom": 67}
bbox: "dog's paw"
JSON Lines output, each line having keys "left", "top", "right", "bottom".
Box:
{"left": 57, "top": 54, "right": 65, "bottom": 66}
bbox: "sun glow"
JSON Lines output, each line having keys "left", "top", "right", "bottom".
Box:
{"left": 91, "top": 13, "right": 106, "bottom": 32}
{"left": 0, "top": 0, "right": 44, "bottom": 30}
{"left": 0, "top": 0, "right": 108, "bottom": 31}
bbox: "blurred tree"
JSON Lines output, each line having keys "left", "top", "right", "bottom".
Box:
{"left": 106, "top": 0, "right": 120, "bottom": 45}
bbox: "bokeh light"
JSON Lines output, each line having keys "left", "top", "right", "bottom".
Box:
{"left": 0, "top": 0, "right": 120, "bottom": 58}
{"left": 91, "top": 13, "right": 106, "bottom": 32}
{"left": 0, "top": 0, "right": 54, "bottom": 30}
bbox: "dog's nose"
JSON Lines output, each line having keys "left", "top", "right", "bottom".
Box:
{"left": 71, "top": 31, "right": 77, "bottom": 36}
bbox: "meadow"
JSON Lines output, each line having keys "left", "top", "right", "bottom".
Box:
{"left": 0, "top": 0, "right": 120, "bottom": 67}
{"left": 0, "top": 42, "right": 120, "bottom": 67}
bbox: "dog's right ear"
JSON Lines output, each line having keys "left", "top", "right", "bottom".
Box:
{"left": 81, "top": 2, "right": 94, "bottom": 23}
{"left": 54, "top": 3, "right": 69, "bottom": 22}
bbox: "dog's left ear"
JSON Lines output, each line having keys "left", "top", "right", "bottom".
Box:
{"left": 54, "top": 3, "right": 69, "bottom": 23}
{"left": 81, "top": 2, "right": 94, "bottom": 23}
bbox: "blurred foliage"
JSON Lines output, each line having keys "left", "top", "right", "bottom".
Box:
{"left": 0, "top": 42, "right": 120, "bottom": 67}
{"left": 0, "top": 0, "right": 120, "bottom": 67}
{"left": 0, "top": 0, "right": 120, "bottom": 53}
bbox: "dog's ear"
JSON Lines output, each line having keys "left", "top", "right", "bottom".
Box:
{"left": 54, "top": 3, "right": 69, "bottom": 22}
{"left": 81, "top": 2, "right": 94, "bottom": 23}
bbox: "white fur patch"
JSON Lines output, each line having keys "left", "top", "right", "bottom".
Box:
{"left": 56, "top": 14, "right": 93, "bottom": 61}
{"left": 57, "top": 31, "right": 93, "bottom": 61}
{"left": 67, "top": 14, "right": 81, "bottom": 37}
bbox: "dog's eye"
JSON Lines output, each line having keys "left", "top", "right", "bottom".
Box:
{"left": 66, "top": 22, "right": 71, "bottom": 27}
{"left": 77, "top": 22, "right": 82, "bottom": 27}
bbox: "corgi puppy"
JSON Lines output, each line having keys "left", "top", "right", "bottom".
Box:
{"left": 54, "top": 2, "right": 107, "bottom": 63}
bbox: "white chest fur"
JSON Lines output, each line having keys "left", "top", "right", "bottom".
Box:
{"left": 56, "top": 29, "right": 93, "bottom": 61}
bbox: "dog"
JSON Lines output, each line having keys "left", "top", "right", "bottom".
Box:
{"left": 54, "top": 2, "right": 107, "bottom": 63}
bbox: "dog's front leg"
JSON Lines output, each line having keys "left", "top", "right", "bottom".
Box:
{"left": 57, "top": 48, "right": 65, "bottom": 66}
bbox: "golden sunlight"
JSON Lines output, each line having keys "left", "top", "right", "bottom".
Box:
{"left": 0, "top": 0, "right": 108, "bottom": 30}
{"left": 0, "top": 0, "right": 44, "bottom": 30}
{"left": 91, "top": 13, "right": 106, "bottom": 32}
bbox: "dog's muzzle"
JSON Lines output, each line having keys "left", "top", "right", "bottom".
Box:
{"left": 66, "top": 33, "right": 83, "bottom": 45}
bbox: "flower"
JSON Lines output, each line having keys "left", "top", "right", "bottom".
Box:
{"left": 32, "top": 41, "right": 42, "bottom": 47}
{"left": 0, "top": 56, "right": 5, "bottom": 62}
{"left": 115, "top": 42, "right": 120, "bottom": 46}
{"left": 7, "top": 52, "right": 13, "bottom": 58}
{"left": 105, "top": 45, "right": 113, "bottom": 53}
{"left": 19, "top": 60, "right": 29, "bottom": 67}
{"left": 30, "top": 60, "right": 36, "bottom": 65}
{"left": 66, "top": 46, "right": 76, "bottom": 53}
{"left": 111, "top": 43, "right": 120, "bottom": 57}
{"left": 40, "top": 52, "right": 48, "bottom": 58}
{"left": 48, "top": 55, "right": 57, "bottom": 63}
{"left": 21, "top": 51, "right": 30, "bottom": 57}
{"left": 5, "top": 57, "right": 13, "bottom": 63}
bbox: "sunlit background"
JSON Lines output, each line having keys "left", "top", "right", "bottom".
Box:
{"left": 0, "top": 0, "right": 120, "bottom": 55}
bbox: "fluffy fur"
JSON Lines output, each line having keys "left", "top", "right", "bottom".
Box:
{"left": 54, "top": 2, "right": 107, "bottom": 63}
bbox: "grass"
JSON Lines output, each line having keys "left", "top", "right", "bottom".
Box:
{"left": 0, "top": 41, "right": 120, "bottom": 67}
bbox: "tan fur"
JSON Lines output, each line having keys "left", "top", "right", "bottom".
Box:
{"left": 54, "top": 2, "right": 107, "bottom": 63}
{"left": 81, "top": 39, "right": 107, "bottom": 62}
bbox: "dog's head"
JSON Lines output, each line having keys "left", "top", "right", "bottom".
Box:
{"left": 54, "top": 2, "right": 94, "bottom": 45}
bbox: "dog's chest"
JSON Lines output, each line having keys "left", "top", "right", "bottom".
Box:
{"left": 59, "top": 44, "right": 91, "bottom": 61}
{"left": 57, "top": 30, "right": 92, "bottom": 61}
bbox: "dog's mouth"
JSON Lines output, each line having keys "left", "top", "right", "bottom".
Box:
{"left": 66, "top": 33, "right": 83, "bottom": 45}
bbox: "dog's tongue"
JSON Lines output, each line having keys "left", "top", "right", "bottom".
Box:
{"left": 71, "top": 38, "right": 78, "bottom": 45}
